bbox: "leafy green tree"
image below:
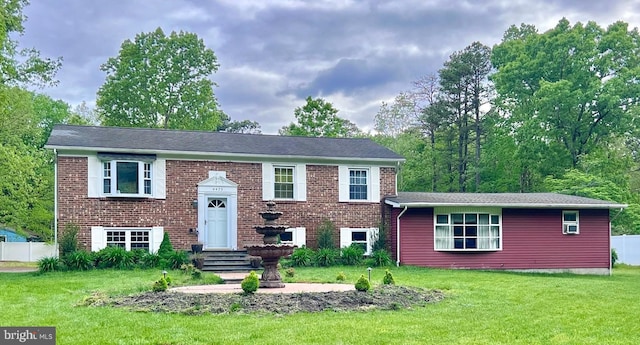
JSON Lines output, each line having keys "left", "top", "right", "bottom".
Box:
{"left": 0, "top": 0, "right": 61, "bottom": 86}
{"left": 218, "top": 114, "right": 261, "bottom": 134}
{"left": 279, "top": 96, "right": 361, "bottom": 137}
{"left": 492, "top": 19, "right": 640, "bottom": 184}
{"left": 97, "top": 28, "right": 225, "bottom": 130}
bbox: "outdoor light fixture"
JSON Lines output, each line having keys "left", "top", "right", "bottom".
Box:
{"left": 191, "top": 200, "right": 198, "bottom": 209}
{"left": 367, "top": 267, "right": 372, "bottom": 282}
{"left": 162, "top": 270, "right": 167, "bottom": 279}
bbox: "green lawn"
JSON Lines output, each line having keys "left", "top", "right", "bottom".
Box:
{"left": 1, "top": 266, "right": 639, "bottom": 345}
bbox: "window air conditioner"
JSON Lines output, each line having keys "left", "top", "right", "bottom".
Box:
{"left": 563, "top": 224, "right": 578, "bottom": 234}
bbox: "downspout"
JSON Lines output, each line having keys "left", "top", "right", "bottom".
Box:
{"left": 53, "top": 149, "right": 58, "bottom": 258}
{"left": 396, "top": 206, "right": 408, "bottom": 267}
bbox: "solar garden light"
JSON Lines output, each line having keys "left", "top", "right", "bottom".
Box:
{"left": 162, "top": 270, "right": 167, "bottom": 279}
{"left": 367, "top": 267, "right": 372, "bottom": 282}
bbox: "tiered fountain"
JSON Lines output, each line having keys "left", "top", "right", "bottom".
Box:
{"left": 245, "top": 201, "right": 295, "bottom": 288}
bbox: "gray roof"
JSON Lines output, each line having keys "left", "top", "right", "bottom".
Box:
{"left": 385, "top": 192, "right": 627, "bottom": 209}
{"left": 45, "top": 125, "right": 404, "bottom": 162}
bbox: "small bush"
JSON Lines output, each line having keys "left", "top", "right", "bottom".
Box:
{"left": 371, "top": 223, "right": 387, "bottom": 252}
{"left": 152, "top": 277, "right": 168, "bottom": 292}
{"left": 612, "top": 248, "right": 619, "bottom": 267}
{"left": 291, "top": 246, "right": 314, "bottom": 267}
{"left": 64, "top": 250, "right": 94, "bottom": 271}
{"left": 59, "top": 222, "right": 79, "bottom": 258}
{"left": 314, "top": 248, "right": 339, "bottom": 267}
{"left": 139, "top": 252, "right": 161, "bottom": 268}
{"left": 317, "top": 219, "right": 336, "bottom": 249}
{"left": 285, "top": 267, "right": 295, "bottom": 278}
{"left": 241, "top": 271, "right": 260, "bottom": 294}
{"left": 94, "top": 246, "right": 134, "bottom": 269}
{"left": 355, "top": 274, "right": 371, "bottom": 292}
{"left": 180, "top": 263, "right": 197, "bottom": 275}
{"left": 340, "top": 243, "right": 365, "bottom": 266}
{"left": 157, "top": 232, "right": 174, "bottom": 259}
{"left": 336, "top": 272, "right": 346, "bottom": 281}
{"left": 38, "top": 256, "right": 62, "bottom": 273}
{"left": 130, "top": 249, "right": 147, "bottom": 265}
{"left": 163, "top": 250, "right": 189, "bottom": 270}
{"left": 383, "top": 269, "right": 395, "bottom": 285}
{"left": 191, "top": 269, "right": 202, "bottom": 279}
{"left": 370, "top": 249, "right": 392, "bottom": 267}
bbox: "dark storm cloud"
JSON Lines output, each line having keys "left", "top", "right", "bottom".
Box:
{"left": 16, "top": 0, "right": 640, "bottom": 134}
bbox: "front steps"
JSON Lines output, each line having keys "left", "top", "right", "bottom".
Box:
{"left": 200, "top": 250, "right": 260, "bottom": 275}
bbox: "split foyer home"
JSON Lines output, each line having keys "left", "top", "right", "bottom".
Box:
{"left": 46, "top": 124, "right": 625, "bottom": 274}
{"left": 45, "top": 124, "right": 404, "bottom": 256}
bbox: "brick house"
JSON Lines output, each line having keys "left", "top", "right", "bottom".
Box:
{"left": 45, "top": 125, "right": 404, "bottom": 254}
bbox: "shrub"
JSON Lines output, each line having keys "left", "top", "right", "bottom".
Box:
{"left": 59, "top": 222, "right": 79, "bottom": 258}
{"left": 157, "top": 232, "right": 174, "bottom": 259}
{"left": 371, "top": 223, "right": 387, "bottom": 252}
{"left": 383, "top": 269, "right": 395, "bottom": 285}
{"left": 612, "top": 248, "right": 619, "bottom": 267}
{"left": 152, "top": 277, "right": 168, "bottom": 292}
{"left": 191, "top": 269, "right": 202, "bottom": 280}
{"left": 180, "top": 263, "right": 197, "bottom": 275}
{"left": 285, "top": 267, "right": 295, "bottom": 278}
{"left": 63, "top": 251, "right": 94, "bottom": 271}
{"left": 336, "top": 272, "right": 346, "bottom": 281}
{"left": 94, "top": 246, "right": 134, "bottom": 269}
{"left": 340, "top": 243, "right": 364, "bottom": 266}
{"left": 139, "top": 252, "right": 161, "bottom": 268}
{"left": 314, "top": 248, "right": 339, "bottom": 267}
{"left": 355, "top": 274, "right": 371, "bottom": 292}
{"left": 130, "top": 249, "right": 147, "bottom": 265}
{"left": 163, "top": 250, "right": 189, "bottom": 270}
{"left": 369, "top": 249, "right": 392, "bottom": 267}
{"left": 38, "top": 256, "right": 62, "bottom": 273}
{"left": 241, "top": 271, "right": 260, "bottom": 294}
{"left": 316, "top": 219, "right": 336, "bottom": 249}
{"left": 290, "top": 246, "right": 314, "bottom": 267}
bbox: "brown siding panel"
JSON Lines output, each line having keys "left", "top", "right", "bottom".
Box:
{"left": 390, "top": 206, "right": 610, "bottom": 270}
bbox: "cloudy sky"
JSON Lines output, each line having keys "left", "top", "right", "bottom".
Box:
{"left": 18, "top": 0, "right": 640, "bottom": 134}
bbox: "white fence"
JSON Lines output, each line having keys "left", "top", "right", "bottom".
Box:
{"left": 0, "top": 242, "right": 58, "bottom": 262}
{"left": 611, "top": 235, "right": 640, "bottom": 265}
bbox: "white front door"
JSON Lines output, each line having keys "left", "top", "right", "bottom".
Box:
{"left": 207, "top": 198, "right": 228, "bottom": 248}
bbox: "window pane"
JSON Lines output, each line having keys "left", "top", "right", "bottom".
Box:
{"left": 454, "top": 238, "right": 464, "bottom": 249}
{"left": 466, "top": 238, "right": 477, "bottom": 249}
{"left": 465, "top": 226, "right": 477, "bottom": 237}
{"left": 131, "top": 231, "right": 150, "bottom": 251}
{"left": 351, "top": 231, "right": 367, "bottom": 242}
{"left": 452, "top": 214, "right": 463, "bottom": 224}
{"left": 479, "top": 214, "right": 489, "bottom": 224}
{"left": 349, "top": 185, "right": 368, "bottom": 200}
{"left": 274, "top": 183, "right": 293, "bottom": 199}
{"left": 491, "top": 215, "right": 499, "bottom": 224}
{"left": 564, "top": 212, "right": 577, "bottom": 222}
{"left": 465, "top": 214, "right": 477, "bottom": 224}
{"left": 436, "top": 215, "right": 449, "bottom": 224}
{"left": 116, "top": 162, "right": 139, "bottom": 194}
{"left": 279, "top": 232, "right": 293, "bottom": 242}
{"left": 144, "top": 180, "right": 151, "bottom": 195}
{"left": 103, "top": 179, "right": 111, "bottom": 194}
{"left": 435, "top": 225, "right": 450, "bottom": 237}
{"left": 453, "top": 226, "right": 464, "bottom": 237}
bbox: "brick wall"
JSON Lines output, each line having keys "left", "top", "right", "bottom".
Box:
{"left": 57, "top": 157, "right": 397, "bottom": 250}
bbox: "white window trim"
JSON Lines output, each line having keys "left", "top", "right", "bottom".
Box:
{"left": 339, "top": 227, "right": 378, "bottom": 255}
{"left": 261, "top": 163, "right": 306, "bottom": 201}
{"left": 562, "top": 210, "right": 580, "bottom": 235}
{"left": 88, "top": 156, "right": 166, "bottom": 199}
{"left": 338, "top": 166, "right": 380, "bottom": 202}
{"left": 433, "top": 207, "right": 503, "bottom": 252}
{"left": 279, "top": 227, "right": 306, "bottom": 248}
{"left": 91, "top": 226, "right": 163, "bottom": 253}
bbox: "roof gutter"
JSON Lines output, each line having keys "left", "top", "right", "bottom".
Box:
{"left": 53, "top": 149, "right": 58, "bottom": 258}
{"left": 384, "top": 200, "right": 627, "bottom": 210}
{"left": 396, "top": 206, "right": 408, "bottom": 267}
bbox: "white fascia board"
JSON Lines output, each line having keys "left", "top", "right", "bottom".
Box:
{"left": 48, "top": 146, "right": 404, "bottom": 166}
{"left": 385, "top": 201, "right": 628, "bottom": 209}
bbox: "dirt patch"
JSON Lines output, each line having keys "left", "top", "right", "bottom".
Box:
{"left": 86, "top": 285, "right": 445, "bottom": 314}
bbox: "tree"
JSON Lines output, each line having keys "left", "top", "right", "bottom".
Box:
{"left": 97, "top": 28, "right": 225, "bottom": 130}
{"left": 279, "top": 96, "right": 361, "bottom": 137}
{"left": 491, "top": 19, "right": 640, "bottom": 185}
{"left": 0, "top": 0, "right": 61, "bottom": 86}
{"left": 218, "top": 114, "right": 261, "bottom": 134}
